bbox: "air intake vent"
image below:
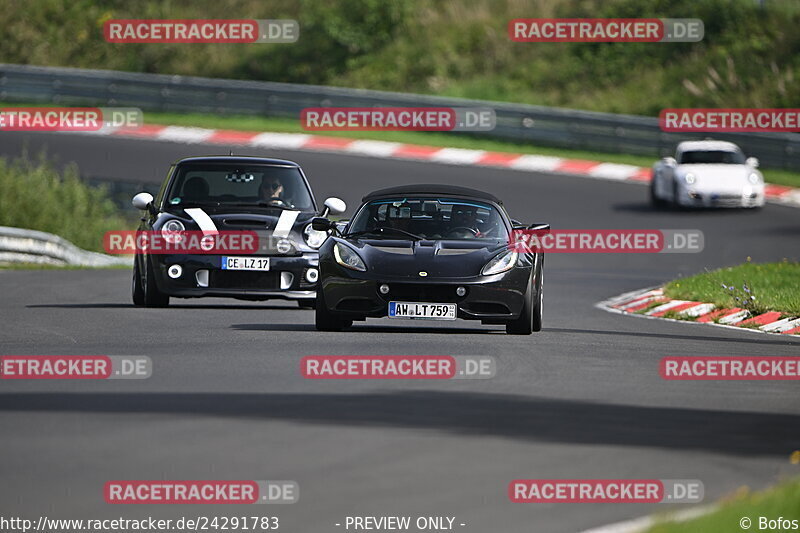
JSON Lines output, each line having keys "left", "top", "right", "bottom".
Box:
{"left": 223, "top": 219, "right": 267, "bottom": 227}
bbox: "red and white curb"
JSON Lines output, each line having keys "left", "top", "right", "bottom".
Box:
{"left": 597, "top": 287, "right": 800, "bottom": 337}
{"left": 78, "top": 124, "right": 800, "bottom": 209}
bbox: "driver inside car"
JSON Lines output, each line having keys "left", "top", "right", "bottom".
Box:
{"left": 258, "top": 175, "right": 286, "bottom": 205}
{"left": 449, "top": 206, "right": 483, "bottom": 237}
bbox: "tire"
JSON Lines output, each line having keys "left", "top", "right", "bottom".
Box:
{"left": 531, "top": 267, "right": 543, "bottom": 332}
{"left": 671, "top": 179, "right": 683, "bottom": 209}
{"left": 650, "top": 180, "right": 666, "bottom": 208}
{"left": 297, "top": 299, "right": 316, "bottom": 309}
{"left": 507, "top": 277, "right": 535, "bottom": 335}
{"left": 132, "top": 260, "right": 145, "bottom": 306}
{"left": 142, "top": 256, "right": 170, "bottom": 308}
{"left": 315, "top": 289, "right": 351, "bottom": 331}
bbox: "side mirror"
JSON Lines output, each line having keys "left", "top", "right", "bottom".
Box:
{"left": 311, "top": 217, "right": 335, "bottom": 232}
{"left": 746, "top": 157, "right": 759, "bottom": 168}
{"left": 322, "top": 197, "right": 347, "bottom": 217}
{"left": 662, "top": 157, "right": 677, "bottom": 166}
{"left": 132, "top": 192, "right": 154, "bottom": 211}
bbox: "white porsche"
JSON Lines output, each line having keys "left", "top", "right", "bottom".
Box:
{"left": 651, "top": 140, "right": 764, "bottom": 208}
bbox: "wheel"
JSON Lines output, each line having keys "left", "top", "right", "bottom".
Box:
{"left": 532, "top": 267, "right": 543, "bottom": 332}
{"left": 315, "top": 289, "right": 351, "bottom": 331}
{"left": 142, "top": 256, "right": 170, "bottom": 307}
{"left": 671, "top": 178, "right": 684, "bottom": 209}
{"left": 297, "top": 299, "right": 316, "bottom": 309}
{"left": 132, "top": 260, "right": 145, "bottom": 306}
{"left": 650, "top": 180, "right": 666, "bottom": 208}
{"left": 507, "top": 280, "right": 534, "bottom": 335}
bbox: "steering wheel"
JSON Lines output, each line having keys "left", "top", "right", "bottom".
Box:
{"left": 445, "top": 226, "right": 479, "bottom": 238}
{"left": 267, "top": 197, "right": 289, "bottom": 207}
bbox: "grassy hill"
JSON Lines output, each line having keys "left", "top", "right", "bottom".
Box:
{"left": 2, "top": 0, "right": 798, "bottom": 115}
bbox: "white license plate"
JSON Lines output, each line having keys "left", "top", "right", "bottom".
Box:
{"left": 221, "top": 256, "right": 270, "bottom": 271}
{"left": 388, "top": 301, "right": 456, "bottom": 320}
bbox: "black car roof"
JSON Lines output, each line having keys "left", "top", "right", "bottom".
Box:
{"left": 362, "top": 184, "right": 502, "bottom": 205}
{"left": 175, "top": 155, "right": 300, "bottom": 167}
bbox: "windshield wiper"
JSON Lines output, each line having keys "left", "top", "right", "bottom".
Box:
{"left": 173, "top": 201, "right": 220, "bottom": 207}
{"left": 346, "top": 227, "right": 424, "bottom": 241}
{"left": 225, "top": 202, "right": 295, "bottom": 209}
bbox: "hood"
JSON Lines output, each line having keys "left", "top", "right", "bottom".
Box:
{"left": 161, "top": 206, "right": 315, "bottom": 232}
{"left": 677, "top": 164, "right": 758, "bottom": 192}
{"left": 347, "top": 238, "right": 507, "bottom": 278}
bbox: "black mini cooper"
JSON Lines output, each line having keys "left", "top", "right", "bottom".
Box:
{"left": 312, "top": 184, "right": 547, "bottom": 334}
{"left": 131, "top": 156, "right": 345, "bottom": 307}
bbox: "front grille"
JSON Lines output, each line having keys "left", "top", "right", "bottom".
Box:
{"left": 382, "top": 283, "right": 462, "bottom": 303}
{"left": 209, "top": 270, "right": 279, "bottom": 290}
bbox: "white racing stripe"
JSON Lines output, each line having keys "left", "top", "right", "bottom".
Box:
{"left": 184, "top": 208, "right": 219, "bottom": 235}
{"left": 273, "top": 210, "right": 300, "bottom": 238}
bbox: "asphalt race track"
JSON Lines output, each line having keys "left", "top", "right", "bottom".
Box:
{"left": 1, "top": 131, "right": 799, "bottom": 533}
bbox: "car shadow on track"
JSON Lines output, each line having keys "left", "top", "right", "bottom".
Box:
{"left": 612, "top": 202, "right": 765, "bottom": 215}
{"left": 0, "top": 391, "right": 797, "bottom": 457}
{"left": 27, "top": 303, "right": 300, "bottom": 311}
{"left": 230, "top": 323, "right": 501, "bottom": 334}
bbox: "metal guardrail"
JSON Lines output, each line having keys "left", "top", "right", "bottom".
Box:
{"left": 0, "top": 226, "right": 131, "bottom": 267}
{"left": 1, "top": 64, "right": 798, "bottom": 170}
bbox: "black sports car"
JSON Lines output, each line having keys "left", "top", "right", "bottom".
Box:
{"left": 131, "top": 155, "right": 346, "bottom": 307}
{"left": 312, "top": 184, "right": 547, "bottom": 334}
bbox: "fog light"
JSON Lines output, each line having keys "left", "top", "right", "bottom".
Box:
{"left": 379, "top": 284, "right": 390, "bottom": 295}
{"left": 167, "top": 264, "right": 183, "bottom": 279}
{"left": 456, "top": 286, "right": 467, "bottom": 297}
{"left": 305, "top": 268, "right": 319, "bottom": 283}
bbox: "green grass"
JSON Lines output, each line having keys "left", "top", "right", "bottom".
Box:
{"left": 2, "top": 0, "right": 799, "bottom": 117}
{"left": 644, "top": 478, "right": 800, "bottom": 533}
{"left": 664, "top": 260, "right": 800, "bottom": 315}
{"left": 0, "top": 153, "right": 133, "bottom": 253}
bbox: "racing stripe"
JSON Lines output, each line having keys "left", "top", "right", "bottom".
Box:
{"left": 272, "top": 210, "right": 300, "bottom": 238}
{"left": 184, "top": 208, "right": 219, "bottom": 235}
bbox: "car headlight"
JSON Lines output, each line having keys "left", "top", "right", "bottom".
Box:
{"left": 333, "top": 242, "right": 366, "bottom": 272}
{"left": 304, "top": 223, "right": 328, "bottom": 249}
{"left": 684, "top": 173, "right": 696, "bottom": 185}
{"left": 161, "top": 219, "right": 185, "bottom": 243}
{"left": 481, "top": 250, "right": 517, "bottom": 276}
{"left": 748, "top": 172, "right": 761, "bottom": 184}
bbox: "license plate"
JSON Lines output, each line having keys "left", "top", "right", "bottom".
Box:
{"left": 388, "top": 301, "right": 456, "bottom": 320}
{"left": 221, "top": 256, "right": 270, "bottom": 271}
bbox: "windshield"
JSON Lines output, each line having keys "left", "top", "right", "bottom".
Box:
{"left": 679, "top": 150, "right": 745, "bottom": 164}
{"left": 348, "top": 197, "right": 508, "bottom": 240}
{"left": 165, "top": 163, "right": 314, "bottom": 210}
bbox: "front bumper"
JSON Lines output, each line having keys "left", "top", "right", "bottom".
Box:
{"left": 678, "top": 186, "right": 765, "bottom": 208}
{"left": 150, "top": 253, "right": 318, "bottom": 300}
{"left": 320, "top": 266, "right": 533, "bottom": 322}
